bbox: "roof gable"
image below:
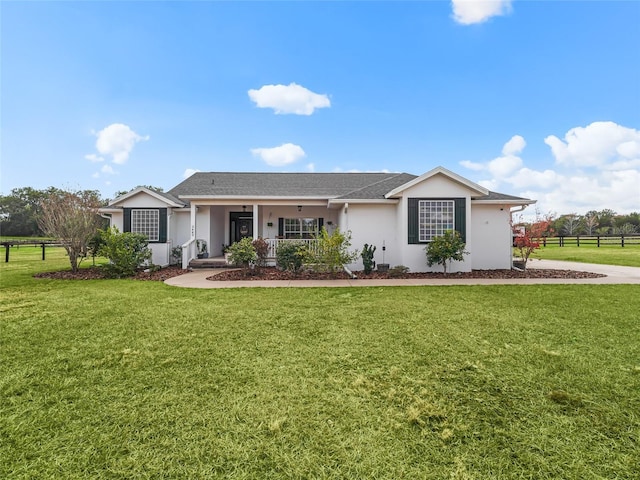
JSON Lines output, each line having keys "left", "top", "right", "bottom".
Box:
{"left": 109, "top": 187, "right": 185, "bottom": 208}
{"left": 385, "top": 166, "right": 489, "bottom": 198}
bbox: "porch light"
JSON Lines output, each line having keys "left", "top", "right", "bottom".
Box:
{"left": 243, "top": 205, "right": 247, "bottom": 212}
{"left": 298, "top": 205, "right": 302, "bottom": 212}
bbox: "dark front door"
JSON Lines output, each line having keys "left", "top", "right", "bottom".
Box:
{"left": 230, "top": 212, "right": 253, "bottom": 244}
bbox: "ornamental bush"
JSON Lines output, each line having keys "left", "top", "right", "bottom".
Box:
{"left": 98, "top": 227, "right": 153, "bottom": 278}
{"left": 276, "top": 242, "right": 309, "bottom": 273}
{"left": 311, "top": 227, "right": 359, "bottom": 273}
{"left": 227, "top": 237, "right": 257, "bottom": 273}
{"left": 425, "top": 230, "right": 468, "bottom": 274}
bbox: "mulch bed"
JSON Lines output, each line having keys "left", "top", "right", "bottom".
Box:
{"left": 207, "top": 266, "right": 605, "bottom": 281}
{"left": 34, "top": 265, "right": 605, "bottom": 282}
{"left": 34, "top": 266, "right": 190, "bottom": 281}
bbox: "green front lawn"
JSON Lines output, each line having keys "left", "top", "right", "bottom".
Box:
{"left": 2, "top": 249, "right": 639, "bottom": 478}
{"left": 528, "top": 244, "right": 640, "bottom": 267}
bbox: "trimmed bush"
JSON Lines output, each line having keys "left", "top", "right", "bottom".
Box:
{"left": 98, "top": 227, "right": 152, "bottom": 278}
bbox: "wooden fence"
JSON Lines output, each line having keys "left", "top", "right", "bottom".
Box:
{"left": 539, "top": 235, "right": 640, "bottom": 248}
{"left": 2, "top": 240, "right": 63, "bottom": 262}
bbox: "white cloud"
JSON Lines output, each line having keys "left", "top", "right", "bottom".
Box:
{"left": 248, "top": 83, "right": 331, "bottom": 115}
{"left": 452, "top": 0, "right": 512, "bottom": 25}
{"left": 502, "top": 134, "right": 525, "bottom": 156}
{"left": 251, "top": 143, "right": 306, "bottom": 167}
{"left": 100, "top": 164, "right": 116, "bottom": 175}
{"left": 487, "top": 155, "right": 523, "bottom": 178}
{"left": 460, "top": 160, "right": 484, "bottom": 171}
{"left": 94, "top": 123, "right": 149, "bottom": 164}
{"left": 544, "top": 121, "right": 640, "bottom": 167}
{"left": 306, "top": 163, "right": 315, "bottom": 172}
{"left": 460, "top": 122, "right": 640, "bottom": 216}
{"left": 85, "top": 153, "right": 104, "bottom": 163}
{"left": 183, "top": 168, "right": 200, "bottom": 179}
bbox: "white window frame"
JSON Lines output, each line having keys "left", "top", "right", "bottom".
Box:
{"left": 418, "top": 200, "right": 455, "bottom": 242}
{"left": 283, "top": 218, "right": 319, "bottom": 239}
{"left": 131, "top": 209, "right": 160, "bottom": 242}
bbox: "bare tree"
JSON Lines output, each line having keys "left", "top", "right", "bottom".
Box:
{"left": 583, "top": 213, "right": 599, "bottom": 235}
{"left": 561, "top": 214, "right": 582, "bottom": 235}
{"left": 38, "top": 189, "right": 104, "bottom": 272}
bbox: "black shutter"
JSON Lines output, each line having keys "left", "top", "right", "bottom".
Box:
{"left": 278, "top": 218, "right": 284, "bottom": 237}
{"left": 408, "top": 198, "right": 419, "bottom": 244}
{"left": 318, "top": 217, "right": 324, "bottom": 232}
{"left": 454, "top": 198, "right": 466, "bottom": 243}
{"left": 123, "top": 208, "right": 131, "bottom": 233}
{"left": 158, "top": 208, "right": 167, "bottom": 243}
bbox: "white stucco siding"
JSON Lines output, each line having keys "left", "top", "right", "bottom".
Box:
{"left": 343, "top": 203, "right": 398, "bottom": 271}
{"left": 400, "top": 174, "right": 473, "bottom": 198}
{"left": 470, "top": 205, "right": 512, "bottom": 270}
{"left": 396, "top": 174, "right": 473, "bottom": 273}
{"left": 195, "top": 206, "right": 211, "bottom": 251}
{"left": 172, "top": 210, "right": 191, "bottom": 247}
{"left": 118, "top": 193, "right": 171, "bottom": 209}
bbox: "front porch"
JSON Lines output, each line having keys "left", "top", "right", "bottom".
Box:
{"left": 180, "top": 202, "right": 338, "bottom": 269}
{"left": 187, "top": 238, "right": 320, "bottom": 269}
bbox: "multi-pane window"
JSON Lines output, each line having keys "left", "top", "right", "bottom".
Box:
{"left": 131, "top": 209, "right": 160, "bottom": 241}
{"left": 283, "top": 218, "right": 319, "bottom": 239}
{"left": 418, "top": 200, "right": 454, "bottom": 242}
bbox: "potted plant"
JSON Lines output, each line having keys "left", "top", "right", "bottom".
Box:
{"left": 196, "top": 239, "right": 208, "bottom": 259}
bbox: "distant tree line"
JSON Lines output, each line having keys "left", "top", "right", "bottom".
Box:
{"left": 0, "top": 186, "right": 163, "bottom": 237}
{"left": 550, "top": 210, "right": 640, "bottom": 236}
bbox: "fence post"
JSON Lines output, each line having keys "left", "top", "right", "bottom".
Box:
{"left": 4, "top": 244, "right": 9, "bottom": 263}
{"left": 577, "top": 235, "right": 580, "bottom": 247}
{"left": 597, "top": 236, "right": 600, "bottom": 247}
{"left": 42, "top": 243, "right": 46, "bottom": 260}
{"left": 621, "top": 235, "right": 625, "bottom": 247}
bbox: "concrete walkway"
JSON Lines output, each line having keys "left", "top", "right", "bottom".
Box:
{"left": 164, "top": 260, "right": 640, "bottom": 289}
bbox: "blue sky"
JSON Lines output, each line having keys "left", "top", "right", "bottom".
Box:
{"left": 2, "top": 1, "right": 639, "bottom": 217}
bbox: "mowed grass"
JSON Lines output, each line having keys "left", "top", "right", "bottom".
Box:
{"left": 2, "top": 249, "right": 639, "bottom": 479}
{"left": 528, "top": 243, "right": 640, "bottom": 267}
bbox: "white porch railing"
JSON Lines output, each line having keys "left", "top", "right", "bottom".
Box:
{"left": 265, "top": 238, "right": 319, "bottom": 259}
{"left": 181, "top": 238, "right": 196, "bottom": 269}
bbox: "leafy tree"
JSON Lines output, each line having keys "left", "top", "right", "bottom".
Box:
{"left": 513, "top": 214, "right": 554, "bottom": 270}
{"left": 425, "top": 230, "right": 469, "bottom": 274}
{"left": 37, "top": 189, "right": 104, "bottom": 272}
{"left": 0, "top": 187, "right": 54, "bottom": 236}
{"left": 98, "top": 227, "right": 152, "bottom": 278}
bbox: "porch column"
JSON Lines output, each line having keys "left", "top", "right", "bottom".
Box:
{"left": 253, "top": 204, "right": 259, "bottom": 239}
{"left": 190, "top": 203, "right": 197, "bottom": 240}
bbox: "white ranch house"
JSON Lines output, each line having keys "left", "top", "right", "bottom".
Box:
{"left": 99, "top": 166, "right": 535, "bottom": 272}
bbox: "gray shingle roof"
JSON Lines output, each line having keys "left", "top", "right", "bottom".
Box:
{"left": 168, "top": 172, "right": 416, "bottom": 199}
{"left": 167, "top": 172, "right": 532, "bottom": 203}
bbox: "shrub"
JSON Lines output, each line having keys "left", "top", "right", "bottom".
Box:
{"left": 311, "top": 227, "right": 359, "bottom": 273}
{"left": 388, "top": 265, "right": 410, "bottom": 277}
{"left": 98, "top": 227, "right": 153, "bottom": 278}
{"left": 425, "top": 230, "right": 468, "bottom": 274}
{"left": 276, "top": 242, "right": 309, "bottom": 273}
{"left": 170, "top": 246, "right": 182, "bottom": 266}
{"left": 252, "top": 237, "right": 269, "bottom": 269}
{"left": 227, "top": 237, "right": 257, "bottom": 273}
